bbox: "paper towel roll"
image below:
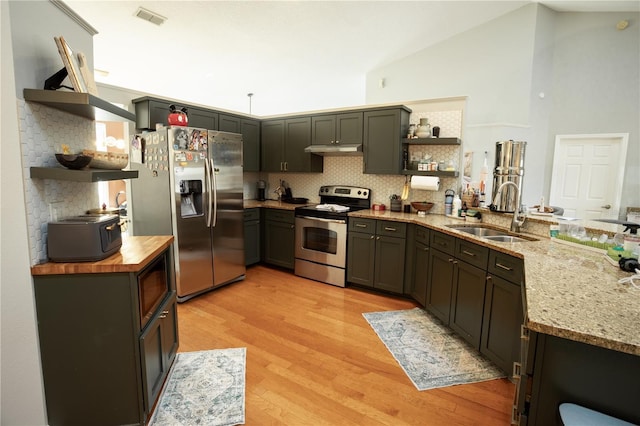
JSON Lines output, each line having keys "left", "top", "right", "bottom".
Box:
{"left": 410, "top": 175, "right": 440, "bottom": 191}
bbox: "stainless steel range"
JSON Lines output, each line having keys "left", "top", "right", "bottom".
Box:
{"left": 294, "top": 185, "right": 371, "bottom": 287}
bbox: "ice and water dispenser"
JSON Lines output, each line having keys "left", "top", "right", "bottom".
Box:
{"left": 179, "top": 180, "right": 203, "bottom": 217}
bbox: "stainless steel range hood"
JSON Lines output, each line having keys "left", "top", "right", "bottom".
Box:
{"left": 304, "top": 143, "right": 363, "bottom": 156}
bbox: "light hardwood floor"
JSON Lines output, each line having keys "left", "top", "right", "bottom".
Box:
{"left": 177, "top": 265, "right": 515, "bottom": 425}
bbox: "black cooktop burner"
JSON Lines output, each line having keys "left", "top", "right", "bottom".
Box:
{"left": 294, "top": 185, "right": 371, "bottom": 220}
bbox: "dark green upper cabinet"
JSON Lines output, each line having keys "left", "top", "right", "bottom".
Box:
{"left": 240, "top": 119, "right": 260, "bottom": 172}
{"left": 186, "top": 107, "right": 218, "bottom": 130}
{"left": 261, "top": 117, "right": 322, "bottom": 173}
{"left": 261, "top": 119, "right": 285, "bottom": 172}
{"left": 363, "top": 107, "right": 411, "bottom": 174}
{"left": 133, "top": 97, "right": 218, "bottom": 131}
{"left": 219, "top": 114, "right": 260, "bottom": 172}
{"left": 218, "top": 114, "right": 241, "bottom": 133}
{"left": 311, "top": 112, "right": 363, "bottom": 145}
{"left": 134, "top": 98, "right": 172, "bottom": 130}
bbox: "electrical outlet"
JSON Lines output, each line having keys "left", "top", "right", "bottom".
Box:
{"left": 48, "top": 201, "right": 63, "bottom": 222}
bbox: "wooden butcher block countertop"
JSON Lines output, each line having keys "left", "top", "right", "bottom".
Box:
{"left": 31, "top": 235, "right": 174, "bottom": 275}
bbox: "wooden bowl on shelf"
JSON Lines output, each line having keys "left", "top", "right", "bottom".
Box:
{"left": 55, "top": 154, "right": 93, "bottom": 170}
{"left": 410, "top": 202, "right": 434, "bottom": 212}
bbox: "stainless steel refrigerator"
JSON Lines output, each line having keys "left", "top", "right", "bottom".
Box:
{"left": 129, "top": 126, "right": 245, "bottom": 301}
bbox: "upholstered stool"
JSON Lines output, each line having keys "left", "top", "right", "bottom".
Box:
{"left": 559, "top": 403, "right": 635, "bottom": 426}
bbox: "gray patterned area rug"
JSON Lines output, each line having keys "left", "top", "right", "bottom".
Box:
{"left": 149, "top": 348, "right": 246, "bottom": 426}
{"left": 363, "top": 308, "right": 505, "bottom": 391}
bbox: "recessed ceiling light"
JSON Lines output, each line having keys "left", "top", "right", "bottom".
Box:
{"left": 135, "top": 7, "right": 167, "bottom": 26}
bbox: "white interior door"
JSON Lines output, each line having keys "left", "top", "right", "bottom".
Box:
{"left": 549, "top": 133, "right": 628, "bottom": 220}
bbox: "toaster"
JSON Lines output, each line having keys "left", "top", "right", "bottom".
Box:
{"left": 47, "top": 214, "right": 122, "bottom": 262}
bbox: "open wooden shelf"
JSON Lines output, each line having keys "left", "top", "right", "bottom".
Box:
{"left": 30, "top": 167, "right": 138, "bottom": 182}
{"left": 24, "top": 89, "right": 135, "bottom": 122}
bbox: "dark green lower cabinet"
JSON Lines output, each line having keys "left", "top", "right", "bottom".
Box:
{"left": 480, "top": 274, "right": 523, "bottom": 374}
{"left": 347, "top": 219, "right": 406, "bottom": 293}
{"left": 450, "top": 261, "right": 487, "bottom": 348}
{"left": 373, "top": 235, "right": 406, "bottom": 293}
{"left": 346, "top": 231, "right": 376, "bottom": 286}
{"left": 263, "top": 209, "right": 295, "bottom": 269}
{"left": 518, "top": 331, "right": 640, "bottom": 425}
{"left": 426, "top": 248, "right": 455, "bottom": 323}
{"left": 409, "top": 239, "right": 430, "bottom": 306}
{"left": 32, "top": 247, "right": 178, "bottom": 426}
{"left": 244, "top": 208, "right": 261, "bottom": 266}
{"left": 140, "top": 294, "right": 179, "bottom": 413}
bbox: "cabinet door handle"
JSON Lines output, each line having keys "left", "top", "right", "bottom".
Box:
{"left": 384, "top": 227, "right": 397, "bottom": 232}
{"left": 513, "top": 361, "right": 522, "bottom": 378}
{"left": 159, "top": 310, "right": 169, "bottom": 319}
{"left": 284, "top": 162, "right": 288, "bottom": 171}
{"left": 496, "top": 262, "right": 513, "bottom": 271}
{"left": 376, "top": 236, "right": 380, "bottom": 240}
{"left": 462, "top": 249, "right": 476, "bottom": 257}
{"left": 370, "top": 235, "right": 374, "bottom": 239}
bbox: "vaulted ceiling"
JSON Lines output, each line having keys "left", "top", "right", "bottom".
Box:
{"left": 65, "top": 1, "right": 639, "bottom": 115}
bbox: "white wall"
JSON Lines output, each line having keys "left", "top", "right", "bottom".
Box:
{"left": 2, "top": 1, "right": 102, "bottom": 423}
{"left": 366, "top": 5, "right": 639, "bottom": 216}
{"left": 547, "top": 11, "right": 640, "bottom": 215}
{"left": 366, "top": 4, "right": 541, "bottom": 204}
{"left": 1, "top": 2, "right": 48, "bottom": 424}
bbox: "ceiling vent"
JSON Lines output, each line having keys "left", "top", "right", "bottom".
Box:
{"left": 135, "top": 7, "right": 167, "bottom": 26}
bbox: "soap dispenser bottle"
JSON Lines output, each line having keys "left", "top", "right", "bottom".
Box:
{"left": 452, "top": 194, "right": 462, "bottom": 217}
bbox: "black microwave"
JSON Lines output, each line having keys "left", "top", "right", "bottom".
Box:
{"left": 138, "top": 253, "right": 170, "bottom": 329}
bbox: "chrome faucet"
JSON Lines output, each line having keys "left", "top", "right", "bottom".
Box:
{"left": 492, "top": 181, "right": 526, "bottom": 233}
{"left": 273, "top": 179, "right": 284, "bottom": 201}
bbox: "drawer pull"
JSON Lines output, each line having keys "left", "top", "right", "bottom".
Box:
{"left": 384, "top": 227, "right": 397, "bottom": 232}
{"left": 462, "top": 249, "right": 476, "bottom": 257}
{"left": 511, "top": 405, "right": 521, "bottom": 425}
{"left": 513, "top": 361, "right": 522, "bottom": 378}
{"left": 355, "top": 223, "right": 368, "bottom": 228}
{"left": 496, "top": 262, "right": 513, "bottom": 271}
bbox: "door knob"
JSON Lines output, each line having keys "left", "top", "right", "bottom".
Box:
{"left": 601, "top": 204, "right": 611, "bottom": 209}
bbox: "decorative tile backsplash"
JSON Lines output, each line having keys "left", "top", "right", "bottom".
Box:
{"left": 18, "top": 100, "right": 98, "bottom": 264}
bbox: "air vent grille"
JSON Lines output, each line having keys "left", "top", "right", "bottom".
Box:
{"left": 135, "top": 7, "right": 166, "bottom": 26}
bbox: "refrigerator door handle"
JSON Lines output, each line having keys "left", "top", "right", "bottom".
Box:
{"left": 210, "top": 158, "right": 218, "bottom": 227}
{"left": 204, "top": 155, "right": 212, "bottom": 227}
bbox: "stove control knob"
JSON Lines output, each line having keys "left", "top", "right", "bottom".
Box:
{"left": 363, "top": 191, "right": 368, "bottom": 197}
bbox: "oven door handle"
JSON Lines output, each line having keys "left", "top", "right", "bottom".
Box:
{"left": 299, "top": 216, "right": 346, "bottom": 224}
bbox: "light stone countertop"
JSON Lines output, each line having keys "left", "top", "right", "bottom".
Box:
{"left": 245, "top": 201, "right": 640, "bottom": 356}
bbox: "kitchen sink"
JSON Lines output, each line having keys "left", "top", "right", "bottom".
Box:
{"left": 483, "top": 235, "right": 532, "bottom": 243}
{"left": 446, "top": 224, "right": 537, "bottom": 242}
